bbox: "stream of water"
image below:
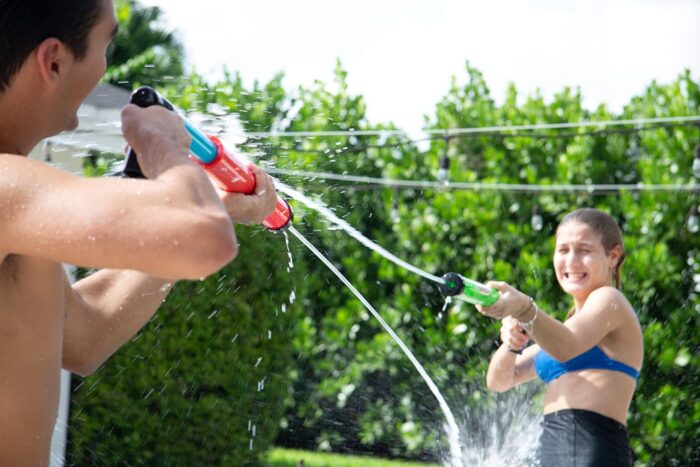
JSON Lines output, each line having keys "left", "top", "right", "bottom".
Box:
{"left": 286, "top": 226, "right": 464, "bottom": 466}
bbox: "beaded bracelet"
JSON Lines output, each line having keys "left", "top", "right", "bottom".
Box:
{"left": 513, "top": 296, "right": 534, "bottom": 320}
{"left": 519, "top": 305, "right": 538, "bottom": 335}
{"left": 508, "top": 296, "right": 535, "bottom": 354}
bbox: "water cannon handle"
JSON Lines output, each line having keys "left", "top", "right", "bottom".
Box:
{"left": 122, "top": 86, "right": 292, "bottom": 230}
{"left": 122, "top": 86, "right": 174, "bottom": 179}
{"left": 199, "top": 136, "right": 293, "bottom": 230}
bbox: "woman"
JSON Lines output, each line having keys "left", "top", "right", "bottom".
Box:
{"left": 478, "top": 208, "right": 643, "bottom": 467}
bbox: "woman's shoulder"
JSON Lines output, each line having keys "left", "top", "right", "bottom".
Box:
{"left": 587, "top": 286, "right": 635, "bottom": 316}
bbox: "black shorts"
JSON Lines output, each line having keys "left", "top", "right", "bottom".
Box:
{"left": 536, "top": 409, "right": 634, "bottom": 467}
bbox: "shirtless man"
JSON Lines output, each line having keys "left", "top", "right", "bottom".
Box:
{"left": 0, "top": 1, "right": 278, "bottom": 464}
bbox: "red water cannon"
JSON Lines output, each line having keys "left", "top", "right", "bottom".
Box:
{"left": 123, "top": 86, "right": 292, "bottom": 231}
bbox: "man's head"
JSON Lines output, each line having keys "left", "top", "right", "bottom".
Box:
{"left": 0, "top": 0, "right": 117, "bottom": 149}
{"left": 0, "top": 0, "right": 112, "bottom": 92}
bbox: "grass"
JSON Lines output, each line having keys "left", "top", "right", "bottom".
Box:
{"left": 265, "top": 448, "right": 441, "bottom": 467}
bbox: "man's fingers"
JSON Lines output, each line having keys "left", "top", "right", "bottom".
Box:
{"left": 250, "top": 166, "right": 278, "bottom": 214}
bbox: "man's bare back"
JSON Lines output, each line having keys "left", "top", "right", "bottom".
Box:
{"left": 0, "top": 255, "right": 65, "bottom": 465}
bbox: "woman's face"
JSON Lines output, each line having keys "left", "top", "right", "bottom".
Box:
{"left": 553, "top": 221, "right": 619, "bottom": 305}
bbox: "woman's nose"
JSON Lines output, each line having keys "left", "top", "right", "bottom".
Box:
{"left": 565, "top": 251, "right": 580, "bottom": 265}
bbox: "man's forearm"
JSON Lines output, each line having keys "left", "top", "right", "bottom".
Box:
{"left": 63, "top": 269, "right": 177, "bottom": 375}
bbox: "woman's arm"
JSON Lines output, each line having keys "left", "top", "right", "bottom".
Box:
{"left": 487, "top": 344, "right": 539, "bottom": 392}
{"left": 486, "top": 317, "right": 539, "bottom": 392}
{"left": 480, "top": 284, "right": 632, "bottom": 362}
{"left": 523, "top": 287, "right": 630, "bottom": 361}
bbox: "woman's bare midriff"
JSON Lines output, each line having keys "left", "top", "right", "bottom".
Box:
{"left": 543, "top": 369, "right": 637, "bottom": 425}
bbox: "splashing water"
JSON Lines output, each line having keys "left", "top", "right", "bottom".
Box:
{"left": 282, "top": 230, "right": 295, "bottom": 270}
{"left": 439, "top": 296, "right": 453, "bottom": 320}
{"left": 287, "top": 226, "right": 463, "bottom": 466}
{"left": 458, "top": 388, "right": 543, "bottom": 466}
{"left": 277, "top": 183, "right": 444, "bottom": 285}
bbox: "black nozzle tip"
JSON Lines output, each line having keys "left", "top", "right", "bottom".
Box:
{"left": 130, "top": 86, "right": 174, "bottom": 111}
{"left": 438, "top": 272, "right": 464, "bottom": 297}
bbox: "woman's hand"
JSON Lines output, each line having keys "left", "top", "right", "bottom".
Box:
{"left": 476, "top": 281, "right": 532, "bottom": 320}
{"left": 500, "top": 316, "right": 529, "bottom": 352}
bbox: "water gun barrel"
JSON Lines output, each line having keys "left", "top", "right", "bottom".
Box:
{"left": 123, "top": 86, "right": 292, "bottom": 231}
{"left": 438, "top": 272, "right": 499, "bottom": 306}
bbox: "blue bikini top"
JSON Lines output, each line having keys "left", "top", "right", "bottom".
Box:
{"left": 534, "top": 345, "right": 640, "bottom": 384}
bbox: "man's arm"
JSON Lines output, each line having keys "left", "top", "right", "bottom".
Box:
{"left": 0, "top": 104, "right": 242, "bottom": 281}
{"left": 62, "top": 269, "right": 175, "bottom": 376}
{"left": 0, "top": 154, "right": 235, "bottom": 280}
{"left": 61, "top": 165, "right": 279, "bottom": 376}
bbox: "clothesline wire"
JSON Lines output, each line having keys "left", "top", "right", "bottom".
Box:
{"left": 268, "top": 168, "right": 699, "bottom": 194}
{"left": 244, "top": 115, "right": 700, "bottom": 139}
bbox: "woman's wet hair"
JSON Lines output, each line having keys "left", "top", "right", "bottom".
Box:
{"left": 557, "top": 208, "right": 626, "bottom": 289}
{"left": 0, "top": 0, "right": 104, "bottom": 92}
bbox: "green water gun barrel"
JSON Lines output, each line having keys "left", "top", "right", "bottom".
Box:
{"left": 438, "top": 272, "right": 499, "bottom": 306}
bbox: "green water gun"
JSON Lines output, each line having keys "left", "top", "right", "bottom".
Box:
{"left": 438, "top": 272, "right": 499, "bottom": 306}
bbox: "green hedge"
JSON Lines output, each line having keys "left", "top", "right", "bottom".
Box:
{"left": 67, "top": 226, "right": 306, "bottom": 465}
{"left": 67, "top": 66, "right": 699, "bottom": 465}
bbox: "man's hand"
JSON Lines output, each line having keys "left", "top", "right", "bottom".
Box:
{"left": 121, "top": 104, "right": 192, "bottom": 178}
{"left": 215, "top": 165, "right": 278, "bottom": 225}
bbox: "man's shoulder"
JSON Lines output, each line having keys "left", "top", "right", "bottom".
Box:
{"left": 0, "top": 153, "right": 50, "bottom": 184}
{"left": 0, "top": 152, "right": 28, "bottom": 161}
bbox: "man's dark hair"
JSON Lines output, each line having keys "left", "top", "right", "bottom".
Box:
{"left": 0, "top": 0, "right": 104, "bottom": 92}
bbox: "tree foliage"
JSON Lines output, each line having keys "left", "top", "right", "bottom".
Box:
{"left": 68, "top": 42, "right": 699, "bottom": 465}
{"left": 104, "top": 0, "right": 185, "bottom": 89}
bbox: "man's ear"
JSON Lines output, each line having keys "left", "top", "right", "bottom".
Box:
{"left": 34, "top": 38, "right": 70, "bottom": 88}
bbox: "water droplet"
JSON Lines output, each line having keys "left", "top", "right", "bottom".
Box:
{"left": 442, "top": 297, "right": 452, "bottom": 313}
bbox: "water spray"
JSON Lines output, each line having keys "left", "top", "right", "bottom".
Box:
{"left": 438, "top": 272, "right": 499, "bottom": 307}
{"left": 287, "top": 226, "right": 465, "bottom": 466}
{"left": 123, "top": 86, "right": 293, "bottom": 231}
{"left": 277, "top": 183, "right": 503, "bottom": 311}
